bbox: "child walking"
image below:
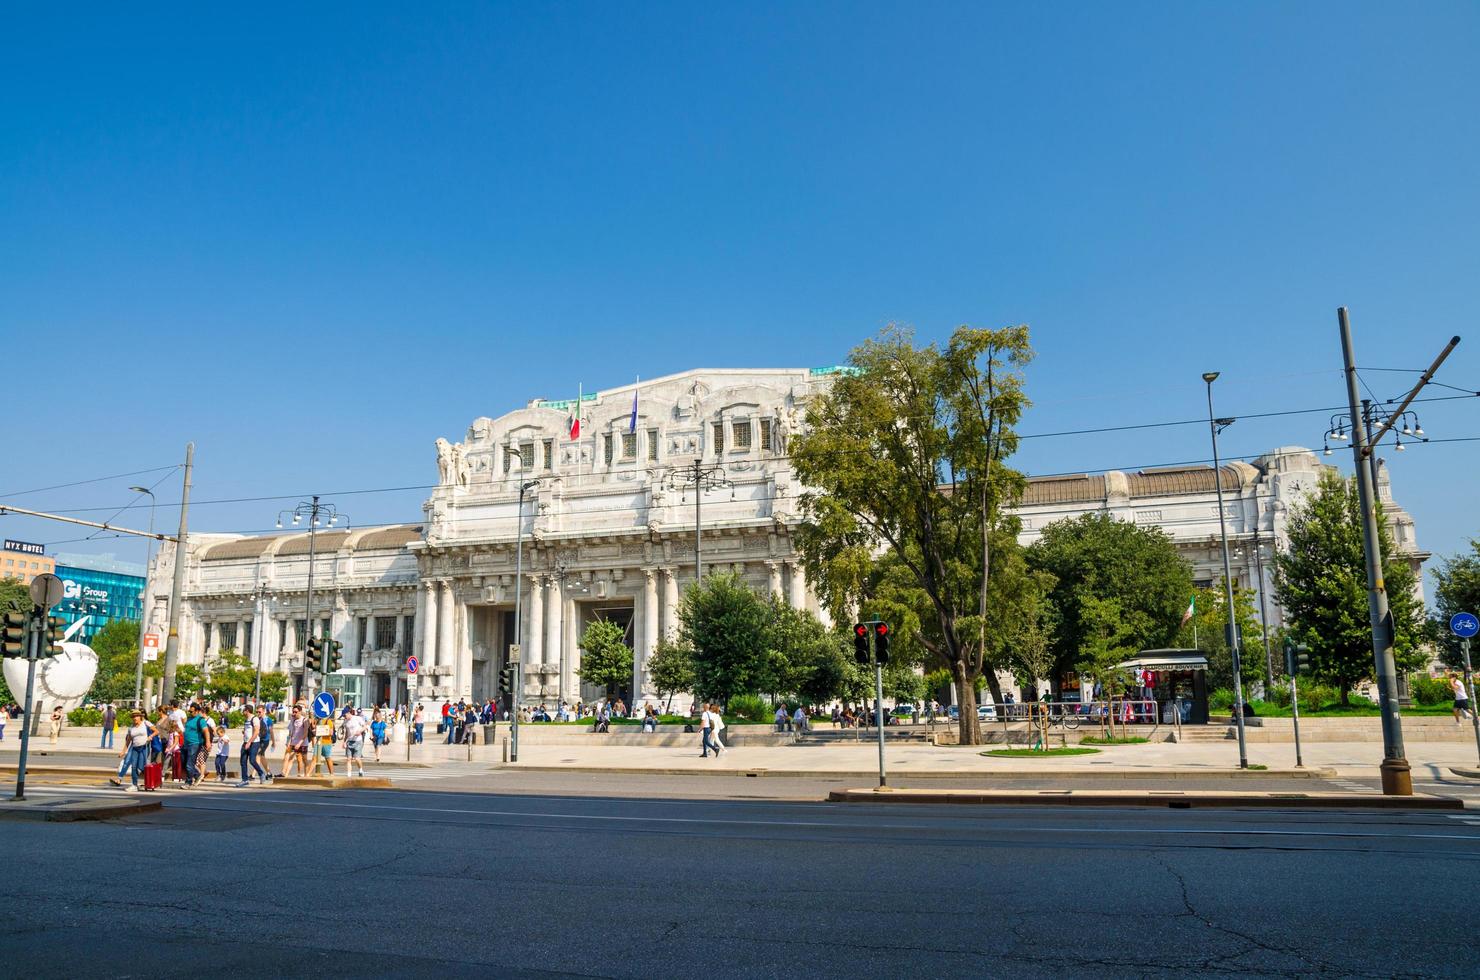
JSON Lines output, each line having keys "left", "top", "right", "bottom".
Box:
{"left": 213, "top": 725, "right": 230, "bottom": 782}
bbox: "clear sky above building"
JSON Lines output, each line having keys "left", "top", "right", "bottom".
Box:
{"left": 2, "top": 2, "right": 1476, "bottom": 592}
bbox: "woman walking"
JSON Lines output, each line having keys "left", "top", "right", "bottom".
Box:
{"left": 370, "top": 708, "right": 387, "bottom": 762}
{"left": 114, "top": 710, "right": 154, "bottom": 792}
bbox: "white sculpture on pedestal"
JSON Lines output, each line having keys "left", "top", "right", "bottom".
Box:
{"left": 3, "top": 640, "right": 99, "bottom": 712}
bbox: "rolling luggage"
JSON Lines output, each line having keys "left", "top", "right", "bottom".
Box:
{"left": 168, "top": 753, "right": 184, "bottom": 782}
{"left": 143, "top": 762, "right": 163, "bottom": 791}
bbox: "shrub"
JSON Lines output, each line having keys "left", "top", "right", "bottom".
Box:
{"left": 1209, "top": 688, "right": 1233, "bottom": 712}
{"left": 68, "top": 707, "right": 105, "bottom": 727}
{"left": 725, "top": 693, "right": 773, "bottom": 722}
{"left": 1410, "top": 674, "right": 1452, "bottom": 706}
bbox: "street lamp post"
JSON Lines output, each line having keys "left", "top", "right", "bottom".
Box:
{"left": 131, "top": 486, "right": 156, "bottom": 709}
{"left": 1203, "top": 372, "right": 1249, "bottom": 769}
{"left": 665, "top": 458, "right": 733, "bottom": 585}
{"left": 509, "top": 446, "right": 540, "bottom": 763}
{"left": 277, "top": 497, "right": 348, "bottom": 702}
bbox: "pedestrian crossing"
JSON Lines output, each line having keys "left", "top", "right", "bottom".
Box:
{"left": 1328, "top": 777, "right": 1380, "bottom": 795}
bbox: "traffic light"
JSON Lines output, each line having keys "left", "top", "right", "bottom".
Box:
{"left": 873, "top": 622, "right": 891, "bottom": 664}
{"left": 853, "top": 623, "right": 870, "bottom": 665}
{"left": 498, "top": 664, "right": 517, "bottom": 696}
{"left": 45, "top": 616, "right": 66, "bottom": 654}
{"left": 326, "top": 639, "right": 343, "bottom": 672}
{"left": 2, "top": 611, "right": 26, "bottom": 658}
{"left": 305, "top": 635, "right": 323, "bottom": 673}
{"left": 1284, "top": 639, "right": 1312, "bottom": 676}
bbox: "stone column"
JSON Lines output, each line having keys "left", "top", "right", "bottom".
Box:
{"left": 767, "top": 562, "right": 783, "bottom": 598}
{"left": 545, "top": 575, "right": 563, "bottom": 697}
{"left": 639, "top": 568, "right": 659, "bottom": 701}
{"left": 562, "top": 591, "right": 578, "bottom": 703}
{"left": 525, "top": 576, "right": 545, "bottom": 697}
{"left": 788, "top": 561, "right": 805, "bottom": 609}
{"left": 437, "top": 580, "right": 454, "bottom": 696}
{"left": 455, "top": 592, "right": 473, "bottom": 700}
{"left": 662, "top": 567, "right": 680, "bottom": 638}
{"left": 417, "top": 580, "right": 435, "bottom": 670}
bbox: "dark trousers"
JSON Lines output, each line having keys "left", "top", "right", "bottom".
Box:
{"left": 214, "top": 754, "right": 227, "bottom": 780}
{"left": 242, "top": 742, "right": 266, "bottom": 781}
{"left": 184, "top": 744, "right": 206, "bottom": 784}
{"left": 414, "top": 723, "right": 424, "bottom": 743}
{"left": 701, "top": 729, "right": 718, "bottom": 757}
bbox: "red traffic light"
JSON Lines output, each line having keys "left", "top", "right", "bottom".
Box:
{"left": 874, "top": 623, "right": 888, "bottom": 636}
{"left": 855, "top": 624, "right": 868, "bottom": 637}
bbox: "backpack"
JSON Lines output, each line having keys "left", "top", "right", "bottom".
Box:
{"left": 258, "top": 716, "right": 272, "bottom": 745}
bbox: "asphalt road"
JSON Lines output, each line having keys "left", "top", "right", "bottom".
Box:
{"left": 3, "top": 778, "right": 1478, "bottom": 978}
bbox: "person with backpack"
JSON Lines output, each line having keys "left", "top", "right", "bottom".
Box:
{"left": 238, "top": 705, "right": 268, "bottom": 786}
{"left": 181, "top": 703, "right": 213, "bottom": 788}
{"left": 281, "top": 703, "right": 312, "bottom": 777}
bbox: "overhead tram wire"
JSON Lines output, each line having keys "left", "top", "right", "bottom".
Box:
{"left": 0, "top": 463, "right": 181, "bottom": 499}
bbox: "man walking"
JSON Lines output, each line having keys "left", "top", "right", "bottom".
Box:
{"left": 181, "top": 702, "right": 213, "bottom": 788}
{"left": 1454, "top": 674, "right": 1473, "bottom": 724}
{"left": 700, "top": 703, "right": 720, "bottom": 758}
{"left": 281, "top": 703, "right": 311, "bottom": 777}
{"left": 100, "top": 702, "right": 117, "bottom": 749}
{"left": 342, "top": 707, "right": 368, "bottom": 777}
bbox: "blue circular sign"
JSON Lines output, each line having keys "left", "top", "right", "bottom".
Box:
{"left": 405, "top": 655, "right": 419, "bottom": 675}
{"left": 312, "top": 692, "right": 336, "bottom": 719}
{"left": 1451, "top": 612, "right": 1480, "bottom": 639}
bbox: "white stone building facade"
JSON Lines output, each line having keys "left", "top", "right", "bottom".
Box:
{"left": 142, "top": 371, "right": 1426, "bottom": 710}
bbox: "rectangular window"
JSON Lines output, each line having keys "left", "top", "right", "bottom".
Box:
{"left": 201, "top": 622, "right": 212, "bottom": 655}
{"left": 621, "top": 432, "right": 637, "bottom": 459}
{"left": 218, "top": 622, "right": 238, "bottom": 651}
{"left": 357, "top": 616, "right": 367, "bottom": 652}
{"left": 733, "top": 420, "right": 752, "bottom": 450}
{"left": 503, "top": 448, "right": 512, "bottom": 474}
{"left": 543, "top": 439, "right": 553, "bottom": 470}
{"left": 603, "top": 433, "right": 614, "bottom": 465}
{"left": 404, "top": 613, "right": 415, "bottom": 655}
{"left": 243, "top": 621, "right": 253, "bottom": 657}
{"left": 375, "top": 616, "right": 398, "bottom": 650}
{"left": 712, "top": 421, "right": 725, "bottom": 455}
{"left": 520, "top": 441, "right": 535, "bottom": 471}
{"left": 278, "top": 619, "right": 288, "bottom": 652}
{"left": 648, "top": 428, "right": 659, "bottom": 461}
{"left": 294, "top": 619, "right": 308, "bottom": 649}
{"left": 760, "top": 419, "right": 772, "bottom": 451}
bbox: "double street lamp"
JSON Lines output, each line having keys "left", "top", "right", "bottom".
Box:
{"left": 508, "top": 447, "right": 541, "bottom": 763}
{"left": 664, "top": 458, "right": 733, "bottom": 584}
{"left": 276, "top": 496, "right": 349, "bottom": 702}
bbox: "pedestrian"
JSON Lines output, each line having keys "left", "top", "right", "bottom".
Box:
{"left": 1453, "top": 674, "right": 1473, "bottom": 724}
{"left": 112, "top": 710, "right": 154, "bottom": 792}
{"left": 48, "top": 705, "right": 63, "bottom": 745}
{"left": 257, "top": 703, "right": 273, "bottom": 767}
{"left": 413, "top": 703, "right": 425, "bottom": 744}
{"left": 700, "top": 703, "right": 719, "bottom": 758}
{"left": 642, "top": 703, "right": 658, "bottom": 733}
{"left": 342, "top": 708, "right": 368, "bottom": 777}
{"left": 281, "top": 703, "right": 311, "bottom": 777}
{"left": 441, "top": 700, "right": 453, "bottom": 741}
{"left": 370, "top": 708, "right": 387, "bottom": 762}
{"left": 101, "top": 701, "right": 117, "bottom": 749}
{"left": 793, "top": 704, "right": 809, "bottom": 734}
{"left": 712, "top": 705, "right": 726, "bottom": 755}
{"left": 212, "top": 723, "right": 230, "bottom": 782}
{"left": 181, "top": 703, "right": 213, "bottom": 788}
{"left": 310, "top": 710, "right": 337, "bottom": 777}
{"left": 0, "top": 707, "right": 7, "bottom": 740}
{"left": 238, "top": 705, "right": 267, "bottom": 786}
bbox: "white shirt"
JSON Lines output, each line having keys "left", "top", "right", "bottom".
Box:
{"left": 1454, "top": 678, "right": 1469, "bottom": 701}
{"left": 344, "top": 714, "right": 368, "bottom": 741}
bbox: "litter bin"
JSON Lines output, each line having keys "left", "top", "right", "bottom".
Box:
{"left": 483, "top": 723, "right": 497, "bottom": 743}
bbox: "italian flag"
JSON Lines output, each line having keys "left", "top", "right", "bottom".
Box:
{"left": 1180, "top": 594, "right": 1195, "bottom": 627}
{"left": 568, "top": 384, "right": 582, "bottom": 439}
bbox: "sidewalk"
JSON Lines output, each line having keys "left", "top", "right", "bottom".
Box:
{"left": 9, "top": 726, "right": 1478, "bottom": 780}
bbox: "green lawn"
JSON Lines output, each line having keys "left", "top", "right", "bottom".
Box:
{"left": 982, "top": 747, "right": 1101, "bottom": 758}
{"left": 1217, "top": 701, "right": 1459, "bottom": 719}
{"left": 1078, "top": 735, "right": 1149, "bottom": 746}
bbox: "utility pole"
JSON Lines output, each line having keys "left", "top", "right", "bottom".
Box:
{"left": 131, "top": 486, "right": 157, "bottom": 708}
{"left": 665, "top": 458, "right": 731, "bottom": 587}
{"left": 161, "top": 442, "right": 194, "bottom": 705}
{"left": 510, "top": 446, "right": 540, "bottom": 764}
{"left": 1337, "top": 307, "right": 1459, "bottom": 795}
{"left": 1251, "top": 527, "right": 1274, "bottom": 690}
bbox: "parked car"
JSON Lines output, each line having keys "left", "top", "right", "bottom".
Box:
{"left": 945, "top": 703, "right": 998, "bottom": 721}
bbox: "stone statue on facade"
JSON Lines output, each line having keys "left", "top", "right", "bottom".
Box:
{"left": 450, "top": 444, "right": 471, "bottom": 488}
{"left": 435, "top": 438, "right": 454, "bottom": 485}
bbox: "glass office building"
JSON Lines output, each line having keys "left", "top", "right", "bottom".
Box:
{"left": 53, "top": 554, "right": 147, "bottom": 645}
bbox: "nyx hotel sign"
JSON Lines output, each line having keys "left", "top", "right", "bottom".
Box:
{"left": 4, "top": 539, "right": 44, "bottom": 556}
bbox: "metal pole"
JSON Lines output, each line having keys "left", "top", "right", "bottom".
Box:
{"left": 12, "top": 609, "right": 42, "bottom": 801}
{"left": 1339, "top": 307, "right": 1410, "bottom": 795}
{"left": 161, "top": 442, "right": 194, "bottom": 704}
{"left": 874, "top": 657, "right": 887, "bottom": 788}
{"left": 1204, "top": 375, "right": 1248, "bottom": 768}
{"left": 1288, "top": 646, "right": 1304, "bottom": 768}
{"left": 1462, "top": 639, "right": 1480, "bottom": 765}
{"left": 133, "top": 489, "right": 156, "bottom": 707}
{"left": 1253, "top": 529, "right": 1274, "bottom": 690}
{"left": 252, "top": 590, "right": 264, "bottom": 704}
{"left": 301, "top": 496, "right": 319, "bottom": 702}
{"left": 512, "top": 482, "right": 526, "bottom": 763}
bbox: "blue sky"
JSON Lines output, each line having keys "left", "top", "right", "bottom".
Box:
{"left": 2, "top": 2, "right": 1477, "bottom": 594}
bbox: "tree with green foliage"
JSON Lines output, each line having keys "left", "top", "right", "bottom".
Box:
{"left": 86, "top": 618, "right": 142, "bottom": 702}
{"left": 679, "top": 572, "right": 771, "bottom": 706}
{"left": 577, "top": 618, "right": 633, "bottom": 698}
{"left": 1432, "top": 539, "right": 1480, "bottom": 670}
{"left": 791, "top": 324, "right": 1033, "bottom": 745}
{"left": 1027, "top": 513, "right": 1193, "bottom": 694}
{"left": 1272, "top": 470, "right": 1425, "bottom": 704}
{"left": 646, "top": 638, "right": 695, "bottom": 713}
{"left": 1173, "top": 585, "right": 1264, "bottom": 691}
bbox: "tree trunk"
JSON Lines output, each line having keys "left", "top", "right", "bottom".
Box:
{"left": 954, "top": 671, "right": 982, "bottom": 745}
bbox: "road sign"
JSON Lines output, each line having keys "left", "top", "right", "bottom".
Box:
{"left": 29, "top": 573, "right": 63, "bottom": 609}
{"left": 142, "top": 633, "right": 160, "bottom": 662}
{"left": 508, "top": 643, "right": 521, "bottom": 663}
{"left": 312, "top": 691, "right": 336, "bottom": 719}
{"left": 1451, "top": 613, "right": 1479, "bottom": 639}
{"left": 405, "top": 655, "right": 419, "bottom": 675}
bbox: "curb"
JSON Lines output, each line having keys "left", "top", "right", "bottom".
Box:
{"left": 826, "top": 788, "right": 1465, "bottom": 809}
{"left": 271, "top": 776, "right": 393, "bottom": 789}
{"left": 1449, "top": 767, "right": 1480, "bottom": 779}
{"left": 497, "top": 764, "right": 1337, "bottom": 780}
{"left": 0, "top": 797, "right": 163, "bottom": 822}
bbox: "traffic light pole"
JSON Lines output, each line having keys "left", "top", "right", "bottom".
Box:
{"left": 874, "top": 659, "right": 887, "bottom": 789}
{"left": 302, "top": 496, "right": 320, "bottom": 702}
{"left": 1461, "top": 639, "right": 1480, "bottom": 765}
{"left": 1288, "top": 667, "right": 1304, "bottom": 770}
{"left": 12, "top": 609, "right": 42, "bottom": 801}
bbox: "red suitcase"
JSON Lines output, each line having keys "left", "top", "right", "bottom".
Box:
{"left": 143, "top": 762, "right": 163, "bottom": 791}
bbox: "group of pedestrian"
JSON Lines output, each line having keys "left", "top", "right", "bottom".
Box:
{"left": 699, "top": 702, "right": 726, "bottom": 758}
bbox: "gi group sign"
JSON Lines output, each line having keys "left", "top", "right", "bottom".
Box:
{"left": 62, "top": 579, "right": 111, "bottom": 603}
